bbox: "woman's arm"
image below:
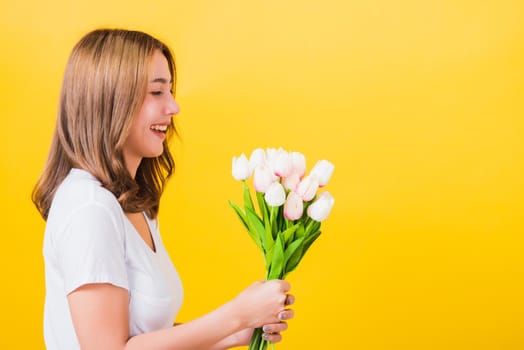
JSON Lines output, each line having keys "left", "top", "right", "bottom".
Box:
{"left": 68, "top": 280, "right": 291, "bottom": 350}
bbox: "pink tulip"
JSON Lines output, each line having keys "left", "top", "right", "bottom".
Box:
{"left": 253, "top": 165, "right": 276, "bottom": 193}
{"left": 307, "top": 192, "right": 335, "bottom": 221}
{"left": 232, "top": 154, "right": 250, "bottom": 180}
{"left": 284, "top": 191, "right": 303, "bottom": 220}
{"left": 310, "top": 160, "right": 334, "bottom": 187}
{"left": 296, "top": 175, "right": 319, "bottom": 202}
{"left": 264, "top": 182, "right": 286, "bottom": 207}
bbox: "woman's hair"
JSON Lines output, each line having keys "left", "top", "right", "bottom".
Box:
{"left": 32, "top": 28, "right": 177, "bottom": 220}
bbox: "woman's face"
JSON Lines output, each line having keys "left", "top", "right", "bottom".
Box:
{"left": 123, "top": 50, "right": 179, "bottom": 173}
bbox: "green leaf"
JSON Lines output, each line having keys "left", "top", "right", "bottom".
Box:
{"left": 269, "top": 206, "right": 279, "bottom": 239}
{"left": 267, "top": 233, "right": 285, "bottom": 280}
{"left": 295, "top": 223, "right": 306, "bottom": 239}
{"left": 283, "top": 231, "right": 322, "bottom": 278}
{"left": 243, "top": 181, "right": 255, "bottom": 213}
{"left": 245, "top": 206, "right": 267, "bottom": 252}
{"left": 283, "top": 236, "right": 305, "bottom": 275}
{"left": 303, "top": 230, "right": 322, "bottom": 257}
{"left": 305, "top": 220, "right": 321, "bottom": 237}
{"left": 232, "top": 203, "right": 262, "bottom": 252}
{"left": 278, "top": 206, "right": 285, "bottom": 232}
{"left": 281, "top": 223, "right": 300, "bottom": 245}
{"left": 264, "top": 243, "right": 274, "bottom": 271}
{"left": 264, "top": 217, "right": 274, "bottom": 253}
{"left": 228, "top": 200, "right": 249, "bottom": 231}
{"left": 256, "top": 191, "right": 268, "bottom": 222}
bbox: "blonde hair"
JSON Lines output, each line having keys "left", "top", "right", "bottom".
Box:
{"left": 32, "top": 29, "right": 177, "bottom": 220}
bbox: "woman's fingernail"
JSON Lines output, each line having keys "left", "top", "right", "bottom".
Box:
{"left": 262, "top": 333, "right": 269, "bottom": 340}
{"left": 279, "top": 313, "right": 286, "bottom": 320}
{"left": 263, "top": 325, "right": 270, "bottom": 332}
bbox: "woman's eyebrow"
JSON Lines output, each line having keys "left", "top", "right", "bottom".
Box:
{"left": 150, "top": 77, "right": 172, "bottom": 84}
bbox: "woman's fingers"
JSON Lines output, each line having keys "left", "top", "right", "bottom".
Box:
{"left": 278, "top": 308, "right": 294, "bottom": 321}
{"left": 262, "top": 332, "right": 283, "bottom": 343}
{"left": 261, "top": 322, "right": 287, "bottom": 343}
{"left": 262, "top": 322, "right": 288, "bottom": 334}
{"left": 259, "top": 295, "right": 295, "bottom": 344}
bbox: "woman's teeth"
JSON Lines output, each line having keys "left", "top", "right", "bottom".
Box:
{"left": 150, "top": 125, "right": 168, "bottom": 132}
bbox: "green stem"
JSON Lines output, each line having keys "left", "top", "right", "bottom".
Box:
{"left": 248, "top": 327, "right": 270, "bottom": 350}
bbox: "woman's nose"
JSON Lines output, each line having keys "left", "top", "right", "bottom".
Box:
{"left": 167, "top": 96, "right": 180, "bottom": 116}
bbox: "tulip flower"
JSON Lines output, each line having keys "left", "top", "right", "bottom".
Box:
{"left": 283, "top": 172, "right": 301, "bottom": 192}
{"left": 310, "top": 160, "right": 335, "bottom": 187}
{"left": 229, "top": 147, "right": 335, "bottom": 350}
{"left": 296, "top": 175, "right": 319, "bottom": 201}
{"left": 232, "top": 154, "right": 250, "bottom": 181}
{"left": 307, "top": 191, "right": 335, "bottom": 221}
{"left": 290, "top": 151, "right": 306, "bottom": 178}
{"left": 273, "top": 150, "right": 293, "bottom": 178}
{"left": 249, "top": 148, "right": 266, "bottom": 172}
{"left": 284, "top": 191, "right": 303, "bottom": 220}
{"left": 264, "top": 182, "right": 286, "bottom": 207}
{"left": 253, "top": 164, "right": 276, "bottom": 193}
{"left": 265, "top": 148, "right": 278, "bottom": 169}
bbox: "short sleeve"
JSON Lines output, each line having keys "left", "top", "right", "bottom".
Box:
{"left": 55, "top": 203, "right": 129, "bottom": 295}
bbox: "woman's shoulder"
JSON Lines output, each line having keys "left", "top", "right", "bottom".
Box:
{"left": 45, "top": 169, "right": 128, "bottom": 249}
{"left": 49, "top": 168, "right": 122, "bottom": 221}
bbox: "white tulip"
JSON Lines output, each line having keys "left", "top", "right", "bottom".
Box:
{"left": 232, "top": 154, "right": 250, "bottom": 180}
{"left": 265, "top": 148, "right": 278, "bottom": 168}
{"left": 307, "top": 192, "right": 335, "bottom": 221}
{"left": 249, "top": 148, "right": 266, "bottom": 172}
{"left": 253, "top": 164, "right": 276, "bottom": 193}
{"left": 296, "top": 175, "right": 319, "bottom": 202}
{"left": 310, "top": 160, "right": 335, "bottom": 187}
{"left": 273, "top": 149, "right": 293, "bottom": 178}
{"left": 283, "top": 172, "right": 301, "bottom": 191}
{"left": 264, "top": 182, "right": 286, "bottom": 207}
{"left": 290, "top": 151, "right": 306, "bottom": 178}
{"left": 284, "top": 191, "right": 304, "bottom": 220}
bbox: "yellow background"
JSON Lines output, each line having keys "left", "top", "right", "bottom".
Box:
{"left": 1, "top": 0, "right": 523, "bottom": 348}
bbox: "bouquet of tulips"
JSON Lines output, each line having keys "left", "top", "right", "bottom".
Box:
{"left": 230, "top": 147, "right": 335, "bottom": 350}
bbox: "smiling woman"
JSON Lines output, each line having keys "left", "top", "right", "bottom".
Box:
{"left": 31, "top": 29, "right": 295, "bottom": 350}
{"left": 122, "top": 51, "right": 180, "bottom": 179}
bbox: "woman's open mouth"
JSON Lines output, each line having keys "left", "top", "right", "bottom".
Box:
{"left": 150, "top": 124, "right": 168, "bottom": 138}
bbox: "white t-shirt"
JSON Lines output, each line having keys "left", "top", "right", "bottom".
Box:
{"left": 43, "top": 168, "right": 184, "bottom": 349}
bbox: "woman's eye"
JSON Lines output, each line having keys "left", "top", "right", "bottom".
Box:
{"left": 151, "top": 91, "right": 163, "bottom": 96}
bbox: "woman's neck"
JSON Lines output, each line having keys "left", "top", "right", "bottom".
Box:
{"left": 123, "top": 152, "right": 141, "bottom": 179}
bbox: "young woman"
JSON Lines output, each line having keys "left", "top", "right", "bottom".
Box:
{"left": 33, "top": 29, "right": 294, "bottom": 350}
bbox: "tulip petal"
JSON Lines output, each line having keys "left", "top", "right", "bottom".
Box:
{"left": 284, "top": 191, "right": 304, "bottom": 220}
{"left": 232, "top": 153, "right": 251, "bottom": 180}
{"left": 264, "top": 182, "right": 286, "bottom": 207}
{"left": 307, "top": 191, "right": 335, "bottom": 221}
{"left": 310, "top": 160, "right": 335, "bottom": 187}
{"left": 254, "top": 164, "right": 276, "bottom": 193}
{"left": 296, "top": 175, "right": 319, "bottom": 202}
{"left": 249, "top": 148, "right": 266, "bottom": 172}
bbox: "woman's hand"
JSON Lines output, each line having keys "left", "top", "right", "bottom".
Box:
{"left": 213, "top": 291, "right": 295, "bottom": 349}
{"left": 232, "top": 280, "right": 291, "bottom": 329}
